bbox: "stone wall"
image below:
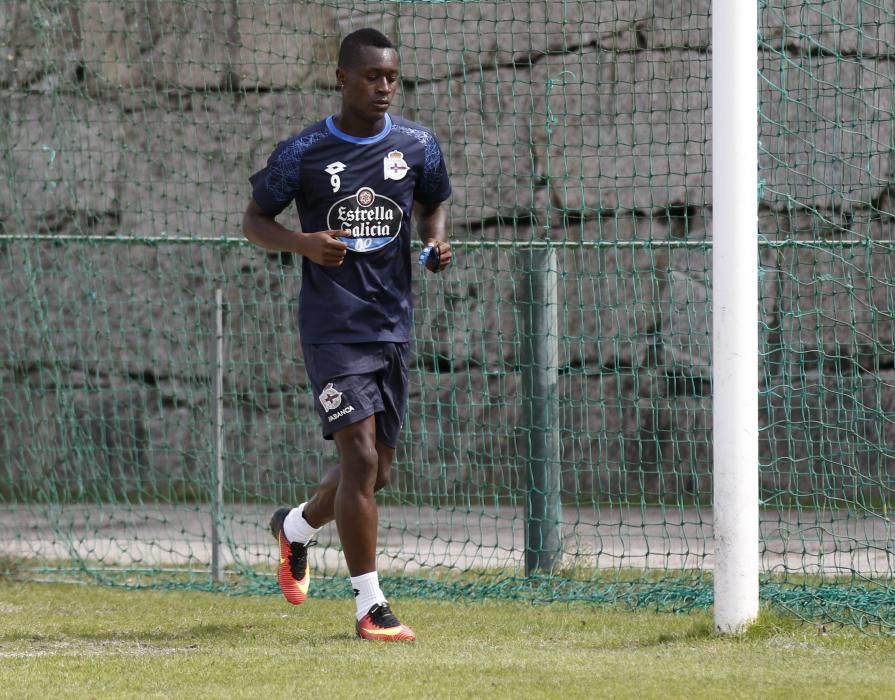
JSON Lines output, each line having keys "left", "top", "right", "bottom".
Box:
{"left": 2, "top": 1, "right": 894, "bottom": 503}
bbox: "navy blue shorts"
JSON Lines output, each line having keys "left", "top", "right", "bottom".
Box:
{"left": 302, "top": 341, "right": 410, "bottom": 448}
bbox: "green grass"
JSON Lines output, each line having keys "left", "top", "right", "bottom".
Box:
{"left": 1, "top": 582, "right": 893, "bottom": 699}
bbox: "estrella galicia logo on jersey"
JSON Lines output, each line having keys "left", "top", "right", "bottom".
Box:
{"left": 327, "top": 187, "right": 404, "bottom": 253}
{"left": 383, "top": 150, "right": 409, "bottom": 181}
{"left": 318, "top": 383, "right": 342, "bottom": 411}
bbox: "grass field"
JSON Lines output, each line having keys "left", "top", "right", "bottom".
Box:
{"left": 1, "top": 581, "right": 893, "bottom": 699}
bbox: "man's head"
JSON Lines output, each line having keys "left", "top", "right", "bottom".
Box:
{"left": 336, "top": 29, "right": 400, "bottom": 131}
{"left": 338, "top": 28, "right": 395, "bottom": 69}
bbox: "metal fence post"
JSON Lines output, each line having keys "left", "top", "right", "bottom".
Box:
{"left": 520, "top": 244, "right": 562, "bottom": 574}
{"left": 211, "top": 287, "right": 225, "bottom": 583}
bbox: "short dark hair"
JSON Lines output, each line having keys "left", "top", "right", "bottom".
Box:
{"left": 338, "top": 28, "right": 395, "bottom": 68}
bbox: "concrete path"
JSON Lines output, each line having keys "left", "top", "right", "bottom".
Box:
{"left": 2, "top": 503, "right": 893, "bottom": 578}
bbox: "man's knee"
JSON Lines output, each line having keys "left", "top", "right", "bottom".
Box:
{"left": 342, "top": 445, "right": 379, "bottom": 483}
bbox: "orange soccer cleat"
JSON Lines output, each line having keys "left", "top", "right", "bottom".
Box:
{"left": 356, "top": 603, "right": 416, "bottom": 642}
{"left": 269, "top": 507, "right": 312, "bottom": 605}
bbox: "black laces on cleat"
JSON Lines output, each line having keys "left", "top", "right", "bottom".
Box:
{"left": 367, "top": 603, "right": 401, "bottom": 628}
{"left": 287, "top": 539, "right": 316, "bottom": 579}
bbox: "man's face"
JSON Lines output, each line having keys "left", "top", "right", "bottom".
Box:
{"left": 338, "top": 47, "right": 400, "bottom": 124}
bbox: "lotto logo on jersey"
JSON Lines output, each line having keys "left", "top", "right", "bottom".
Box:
{"left": 327, "top": 187, "right": 404, "bottom": 253}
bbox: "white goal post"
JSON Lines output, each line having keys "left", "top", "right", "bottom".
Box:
{"left": 712, "top": 0, "right": 760, "bottom": 634}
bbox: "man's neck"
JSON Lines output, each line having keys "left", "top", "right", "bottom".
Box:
{"left": 332, "top": 112, "right": 387, "bottom": 138}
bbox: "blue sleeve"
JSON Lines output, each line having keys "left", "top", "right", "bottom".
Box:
{"left": 249, "top": 139, "right": 302, "bottom": 217}
{"left": 415, "top": 134, "right": 452, "bottom": 205}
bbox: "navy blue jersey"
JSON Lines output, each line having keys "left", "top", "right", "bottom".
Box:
{"left": 249, "top": 113, "right": 451, "bottom": 343}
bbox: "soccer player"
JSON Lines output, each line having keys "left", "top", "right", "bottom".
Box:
{"left": 242, "top": 28, "right": 452, "bottom": 642}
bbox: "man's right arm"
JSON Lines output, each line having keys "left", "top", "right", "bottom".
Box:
{"left": 242, "top": 199, "right": 349, "bottom": 267}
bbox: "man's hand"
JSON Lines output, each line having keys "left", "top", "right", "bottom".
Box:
{"left": 422, "top": 238, "right": 452, "bottom": 273}
{"left": 301, "top": 231, "right": 350, "bottom": 267}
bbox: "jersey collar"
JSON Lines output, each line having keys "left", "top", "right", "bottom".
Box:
{"left": 326, "top": 113, "right": 392, "bottom": 144}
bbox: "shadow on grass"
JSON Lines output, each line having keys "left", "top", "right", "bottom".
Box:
{"left": 649, "top": 619, "right": 716, "bottom": 646}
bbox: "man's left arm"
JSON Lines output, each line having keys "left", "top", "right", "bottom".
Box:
{"left": 414, "top": 201, "right": 451, "bottom": 273}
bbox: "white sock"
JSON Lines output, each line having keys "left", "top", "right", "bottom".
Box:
{"left": 351, "top": 571, "right": 387, "bottom": 621}
{"left": 282, "top": 502, "right": 321, "bottom": 545}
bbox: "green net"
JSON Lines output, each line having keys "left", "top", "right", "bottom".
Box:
{"left": 1, "top": 1, "right": 894, "bottom": 633}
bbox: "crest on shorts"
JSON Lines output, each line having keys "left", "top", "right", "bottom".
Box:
{"left": 318, "top": 383, "right": 342, "bottom": 411}
{"left": 383, "top": 150, "right": 409, "bottom": 181}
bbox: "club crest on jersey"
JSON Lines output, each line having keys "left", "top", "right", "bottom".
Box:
{"left": 327, "top": 187, "right": 404, "bottom": 253}
{"left": 318, "top": 383, "right": 342, "bottom": 411}
{"left": 384, "top": 150, "right": 409, "bottom": 181}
